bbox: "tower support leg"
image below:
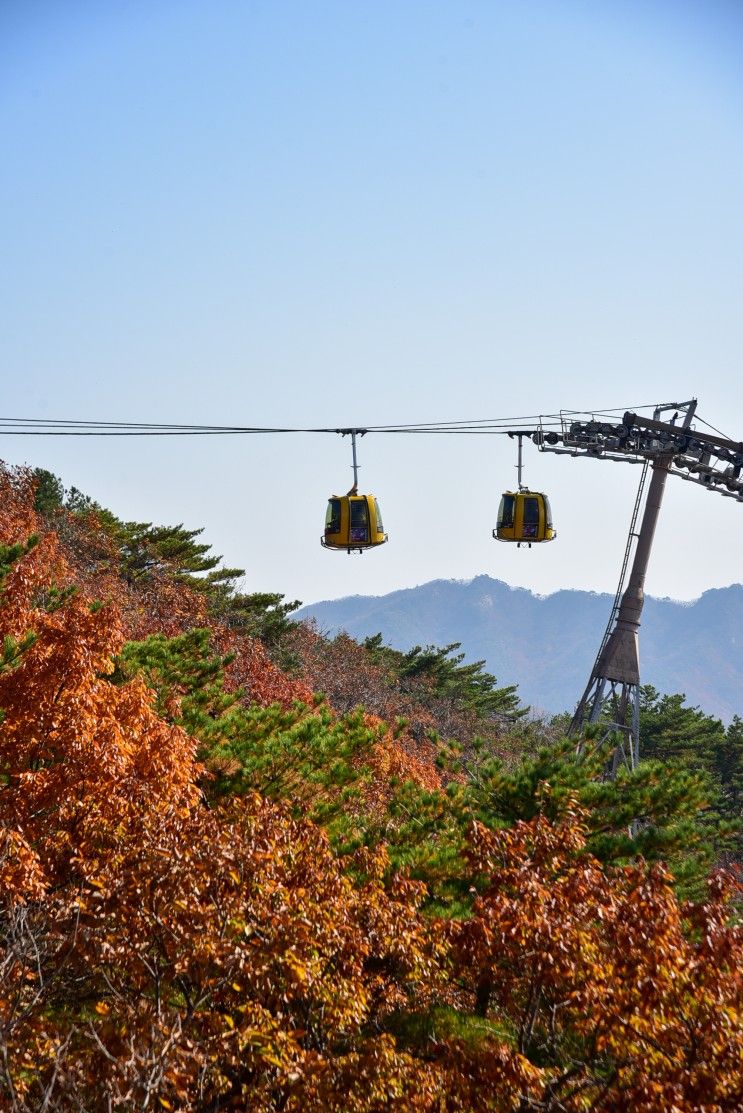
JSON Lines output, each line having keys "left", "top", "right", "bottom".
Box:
{"left": 570, "top": 454, "right": 672, "bottom": 775}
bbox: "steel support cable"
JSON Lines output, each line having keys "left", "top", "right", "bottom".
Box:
{"left": 0, "top": 425, "right": 555, "bottom": 436}
{"left": 0, "top": 402, "right": 660, "bottom": 427}
{"left": 0, "top": 417, "right": 555, "bottom": 434}
{"left": 694, "top": 414, "right": 735, "bottom": 442}
{"left": 0, "top": 402, "right": 661, "bottom": 438}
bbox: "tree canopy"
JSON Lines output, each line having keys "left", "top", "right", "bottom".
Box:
{"left": 1, "top": 461, "right": 742, "bottom": 1110}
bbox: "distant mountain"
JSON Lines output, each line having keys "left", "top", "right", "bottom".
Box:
{"left": 296, "top": 577, "right": 743, "bottom": 722}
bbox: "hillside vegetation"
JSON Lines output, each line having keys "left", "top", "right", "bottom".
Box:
{"left": 1, "top": 462, "right": 743, "bottom": 1111}
{"left": 297, "top": 575, "right": 743, "bottom": 721}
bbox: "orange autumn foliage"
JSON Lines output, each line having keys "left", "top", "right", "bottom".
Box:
{"left": 452, "top": 802, "right": 743, "bottom": 1110}
{"left": 0, "top": 467, "right": 447, "bottom": 1109}
{"left": 2, "top": 461, "right": 743, "bottom": 1110}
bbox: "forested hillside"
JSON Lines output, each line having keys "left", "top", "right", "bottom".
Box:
{"left": 297, "top": 575, "right": 743, "bottom": 721}
{"left": 2, "top": 462, "right": 743, "bottom": 1111}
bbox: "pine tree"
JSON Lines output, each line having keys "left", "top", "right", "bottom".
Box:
{"left": 717, "top": 716, "right": 743, "bottom": 820}
{"left": 363, "top": 634, "right": 524, "bottom": 719}
{"left": 32, "top": 468, "right": 64, "bottom": 514}
{"left": 639, "top": 684, "right": 727, "bottom": 771}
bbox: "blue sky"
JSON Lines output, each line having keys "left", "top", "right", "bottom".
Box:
{"left": 2, "top": 1, "right": 743, "bottom": 606}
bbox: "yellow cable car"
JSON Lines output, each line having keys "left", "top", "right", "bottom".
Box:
{"left": 322, "top": 488, "right": 388, "bottom": 553}
{"left": 492, "top": 432, "right": 556, "bottom": 547}
{"left": 493, "top": 489, "right": 555, "bottom": 546}
{"left": 321, "top": 430, "right": 388, "bottom": 553}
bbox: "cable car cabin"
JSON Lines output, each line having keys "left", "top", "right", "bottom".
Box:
{"left": 322, "top": 493, "right": 388, "bottom": 553}
{"left": 493, "top": 490, "right": 555, "bottom": 547}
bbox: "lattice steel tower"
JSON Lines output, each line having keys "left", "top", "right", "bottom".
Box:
{"left": 536, "top": 398, "right": 743, "bottom": 775}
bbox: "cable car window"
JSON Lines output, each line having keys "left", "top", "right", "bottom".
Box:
{"left": 523, "top": 498, "right": 539, "bottom": 525}
{"left": 543, "top": 496, "right": 553, "bottom": 529}
{"left": 522, "top": 497, "right": 539, "bottom": 538}
{"left": 350, "top": 501, "right": 368, "bottom": 527}
{"left": 373, "top": 500, "right": 384, "bottom": 533}
{"left": 325, "top": 499, "right": 341, "bottom": 533}
{"left": 349, "top": 499, "right": 369, "bottom": 542}
{"left": 498, "top": 495, "right": 514, "bottom": 529}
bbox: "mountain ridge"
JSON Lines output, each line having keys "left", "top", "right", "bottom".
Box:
{"left": 297, "top": 577, "right": 743, "bottom": 721}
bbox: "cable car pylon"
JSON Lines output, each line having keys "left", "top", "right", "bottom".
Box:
{"left": 567, "top": 400, "right": 698, "bottom": 774}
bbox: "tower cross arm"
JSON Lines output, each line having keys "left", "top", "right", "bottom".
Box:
{"left": 623, "top": 412, "right": 743, "bottom": 457}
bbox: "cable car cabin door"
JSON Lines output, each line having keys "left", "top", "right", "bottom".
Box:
{"left": 520, "top": 494, "right": 540, "bottom": 543}
{"left": 348, "top": 497, "right": 370, "bottom": 545}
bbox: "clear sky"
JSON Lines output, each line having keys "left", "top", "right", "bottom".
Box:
{"left": 2, "top": 0, "right": 743, "bottom": 607}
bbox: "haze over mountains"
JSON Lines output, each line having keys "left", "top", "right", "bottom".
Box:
{"left": 296, "top": 577, "right": 743, "bottom": 722}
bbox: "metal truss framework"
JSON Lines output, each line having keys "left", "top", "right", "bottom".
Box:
{"left": 535, "top": 398, "right": 743, "bottom": 775}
